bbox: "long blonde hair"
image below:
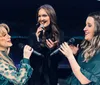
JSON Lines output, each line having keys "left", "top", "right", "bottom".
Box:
{"left": 81, "top": 12, "right": 100, "bottom": 62}
{"left": 0, "top": 23, "right": 16, "bottom": 68}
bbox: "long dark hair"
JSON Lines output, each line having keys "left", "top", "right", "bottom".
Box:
{"left": 36, "top": 4, "right": 60, "bottom": 47}
{"left": 81, "top": 11, "right": 100, "bottom": 61}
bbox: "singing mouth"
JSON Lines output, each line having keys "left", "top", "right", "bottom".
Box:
{"left": 40, "top": 20, "right": 47, "bottom": 24}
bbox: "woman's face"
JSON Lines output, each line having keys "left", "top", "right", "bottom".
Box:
{"left": 0, "top": 27, "right": 12, "bottom": 51}
{"left": 83, "top": 17, "right": 95, "bottom": 41}
{"left": 38, "top": 8, "right": 50, "bottom": 28}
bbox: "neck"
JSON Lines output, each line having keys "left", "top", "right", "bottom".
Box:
{"left": 0, "top": 47, "right": 7, "bottom": 52}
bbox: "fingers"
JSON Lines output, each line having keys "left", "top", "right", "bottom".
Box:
{"left": 62, "top": 42, "right": 68, "bottom": 49}
{"left": 24, "top": 45, "right": 33, "bottom": 52}
{"left": 24, "top": 45, "right": 33, "bottom": 59}
{"left": 64, "top": 42, "right": 69, "bottom": 48}
{"left": 46, "top": 39, "right": 58, "bottom": 48}
{"left": 46, "top": 39, "right": 53, "bottom": 45}
{"left": 59, "top": 42, "right": 67, "bottom": 52}
{"left": 36, "top": 27, "right": 43, "bottom": 37}
{"left": 59, "top": 42, "right": 71, "bottom": 56}
{"left": 60, "top": 42, "right": 68, "bottom": 51}
{"left": 37, "top": 26, "right": 43, "bottom": 32}
{"left": 46, "top": 39, "right": 53, "bottom": 48}
{"left": 46, "top": 39, "right": 58, "bottom": 45}
{"left": 59, "top": 48, "right": 65, "bottom": 55}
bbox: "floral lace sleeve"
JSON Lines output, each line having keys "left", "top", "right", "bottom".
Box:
{"left": 0, "top": 58, "right": 33, "bottom": 85}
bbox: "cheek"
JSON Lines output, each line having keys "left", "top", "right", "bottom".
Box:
{"left": 47, "top": 19, "right": 50, "bottom": 26}
{"left": 0, "top": 38, "right": 7, "bottom": 44}
{"left": 0, "top": 41, "right": 5, "bottom": 46}
{"left": 44, "top": 21, "right": 50, "bottom": 27}
{"left": 47, "top": 21, "right": 50, "bottom": 25}
{"left": 0, "top": 39, "right": 5, "bottom": 42}
{"left": 47, "top": 17, "right": 50, "bottom": 24}
{"left": 89, "top": 30, "right": 94, "bottom": 38}
{"left": 38, "top": 18, "right": 40, "bottom": 22}
{"left": 85, "top": 34, "right": 93, "bottom": 41}
{"left": 90, "top": 33, "right": 94, "bottom": 39}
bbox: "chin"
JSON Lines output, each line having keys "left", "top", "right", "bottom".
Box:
{"left": 85, "top": 35, "right": 93, "bottom": 41}
{"left": 8, "top": 43, "right": 13, "bottom": 47}
{"left": 85, "top": 37, "right": 88, "bottom": 40}
{"left": 84, "top": 35, "right": 89, "bottom": 41}
{"left": 85, "top": 38, "right": 91, "bottom": 41}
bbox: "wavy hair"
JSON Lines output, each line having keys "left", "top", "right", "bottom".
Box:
{"left": 81, "top": 12, "right": 100, "bottom": 62}
{"left": 0, "top": 23, "right": 15, "bottom": 68}
{"left": 36, "top": 4, "right": 60, "bottom": 44}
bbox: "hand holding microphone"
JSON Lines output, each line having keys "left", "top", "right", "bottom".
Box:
{"left": 18, "top": 43, "right": 44, "bottom": 57}
{"left": 50, "top": 38, "right": 75, "bottom": 56}
{"left": 23, "top": 45, "right": 33, "bottom": 59}
{"left": 35, "top": 24, "right": 44, "bottom": 39}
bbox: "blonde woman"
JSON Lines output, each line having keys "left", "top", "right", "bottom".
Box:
{"left": 0, "top": 23, "right": 33, "bottom": 85}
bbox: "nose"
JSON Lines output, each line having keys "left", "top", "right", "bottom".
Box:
{"left": 38, "top": 16, "right": 45, "bottom": 24}
{"left": 83, "top": 26, "right": 87, "bottom": 32}
{"left": 8, "top": 34, "right": 11, "bottom": 38}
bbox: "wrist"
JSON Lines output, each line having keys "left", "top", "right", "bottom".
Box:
{"left": 23, "top": 58, "right": 30, "bottom": 64}
{"left": 23, "top": 55, "right": 30, "bottom": 59}
{"left": 67, "top": 55, "right": 75, "bottom": 60}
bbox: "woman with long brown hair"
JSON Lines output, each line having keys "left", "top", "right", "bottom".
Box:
{"left": 28, "top": 4, "right": 64, "bottom": 85}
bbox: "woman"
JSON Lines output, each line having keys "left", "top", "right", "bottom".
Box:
{"left": 59, "top": 11, "right": 100, "bottom": 85}
{"left": 0, "top": 23, "right": 33, "bottom": 85}
{"left": 28, "top": 4, "right": 64, "bottom": 85}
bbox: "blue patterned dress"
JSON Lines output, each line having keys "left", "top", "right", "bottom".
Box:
{"left": 0, "top": 51, "right": 33, "bottom": 85}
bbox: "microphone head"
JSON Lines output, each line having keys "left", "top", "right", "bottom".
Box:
{"left": 18, "top": 43, "right": 24, "bottom": 49}
{"left": 68, "top": 37, "right": 83, "bottom": 46}
{"left": 40, "top": 24, "right": 44, "bottom": 30}
{"left": 68, "top": 38, "right": 75, "bottom": 45}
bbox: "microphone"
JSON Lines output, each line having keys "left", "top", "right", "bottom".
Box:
{"left": 38, "top": 24, "right": 45, "bottom": 40}
{"left": 36, "top": 23, "right": 45, "bottom": 30}
{"left": 50, "top": 38, "right": 75, "bottom": 56}
{"left": 18, "top": 43, "right": 44, "bottom": 57}
{"left": 40, "top": 24, "right": 44, "bottom": 30}
{"left": 50, "top": 48, "right": 59, "bottom": 56}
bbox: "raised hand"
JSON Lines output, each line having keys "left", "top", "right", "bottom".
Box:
{"left": 23, "top": 45, "right": 33, "bottom": 59}
{"left": 59, "top": 42, "right": 73, "bottom": 59}
{"left": 35, "top": 26, "right": 43, "bottom": 38}
{"left": 46, "top": 39, "right": 58, "bottom": 48}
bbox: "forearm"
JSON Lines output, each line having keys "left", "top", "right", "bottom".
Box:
{"left": 68, "top": 56, "right": 91, "bottom": 84}
{"left": 0, "top": 58, "right": 33, "bottom": 85}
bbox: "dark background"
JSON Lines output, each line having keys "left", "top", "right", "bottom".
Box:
{"left": 0, "top": 0, "right": 100, "bottom": 73}
{"left": 0, "top": 0, "right": 100, "bottom": 37}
